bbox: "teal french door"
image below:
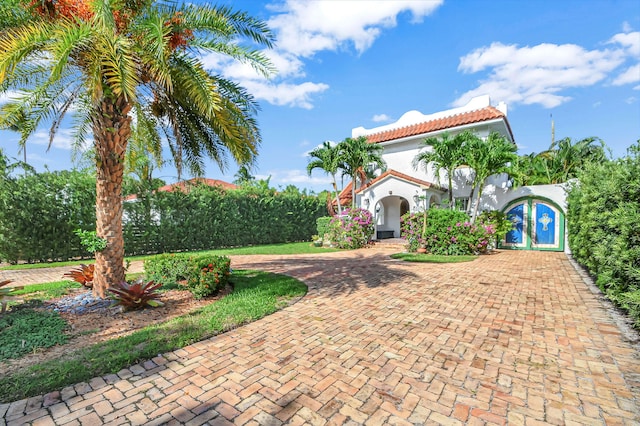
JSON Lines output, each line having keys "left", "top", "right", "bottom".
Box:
{"left": 500, "top": 198, "right": 564, "bottom": 251}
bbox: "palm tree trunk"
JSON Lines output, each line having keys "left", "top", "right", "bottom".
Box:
{"left": 91, "top": 96, "right": 132, "bottom": 298}
{"left": 332, "top": 177, "right": 342, "bottom": 214}
{"left": 447, "top": 172, "right": 454, "bottom": 210}
{"left": 471, "top": 185, "right": 483, "bottom": 223}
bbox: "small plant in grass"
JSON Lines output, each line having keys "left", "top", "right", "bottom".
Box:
{"left": 187, "top": 255, "right": 231, "bottom": 299}
{"left": 108, "top": 279, "right": 164, "bottom": 311}
{"left": 63, "top": 264, "right": 95, "bottom": 288}
{"left": 0, "top": 308, "right": 68, "bottom": 360}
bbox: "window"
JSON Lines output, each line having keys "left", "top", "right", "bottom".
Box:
{"left": 454, "top": 197, "right": 470, "bottom": 212}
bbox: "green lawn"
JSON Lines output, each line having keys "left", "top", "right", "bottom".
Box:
{"left": 390, "top": 253, "right": 478, "bottom": 263}
{"left": 0, "top": 270, "right": 307, "bottom": 403}
{"left": 0, "top": 242, "right": 340, "bottom": 271}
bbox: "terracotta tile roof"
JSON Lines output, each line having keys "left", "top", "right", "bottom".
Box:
{"left": 124, "top": 178, "right": 237, "bottom": 201}
{"left": 356, "top": 170, "right": 445, "bottom": 193}
{"left": 331, "top": 170, "right": 445, "bottom": 207}
{"left": 366, "top": 106, "right": 512, "bottom": 144}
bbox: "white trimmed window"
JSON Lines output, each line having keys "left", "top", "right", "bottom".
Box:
{"left": 454, "top": 197, "right": 470, "bottom": 212}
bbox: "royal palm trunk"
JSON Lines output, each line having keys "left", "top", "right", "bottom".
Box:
{"left": 92, "top": 96, "right": 132, "bottom": 298}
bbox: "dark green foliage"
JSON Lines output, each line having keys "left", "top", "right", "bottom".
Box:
{"left": 143, "top": 253, "right": 192, "bottom": 289}
{"left": 0, "top": 162, "right": 96, "bottom": 263}
{"left": 108, "top": 279, "right": 164, "bottom": 311}
{"left": 567, "top": 142, "right": 640, "bottom": 326}
{"left": 144, "top": 253, "right": 231, "bottom": 299}
{"left": 187, "top": 255, "right": 231, "bottom": 299}
{"left": 0, "top": 158, "right": 325, "bottom": 263}
{"left": 316, "top": 216, "right": 332, "bottom": 237}
{"left": 0, "top": 308, "right": 68, "bottom": 360}
{"left": 124, "top": 183, "right": 326, "bottom": 255}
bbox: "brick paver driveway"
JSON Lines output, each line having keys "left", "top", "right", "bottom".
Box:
{"left": 2, "top": 249, "right": 639, "bottom": 425}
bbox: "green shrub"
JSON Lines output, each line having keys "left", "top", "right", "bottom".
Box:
{"left": 477, "top": 210, "right": 514, "bottom": 248}
{"left": 316, "top": 216, "right": 332, "bottom": 238}
{"left": 0, "top": 308, "right": 68, "bottom": 360}
{"left": 187, "top": 255, "right": 231, "bottom": 299}
{"left": 327, "top": 208, "right": 374, "bottom": 249}
{"left": 143, "top": 253, "right": 192, "bottom": 289}
{"left": 567, "top": 142, "right": 639, "bottom": 326}
{"left": 400, "top": 209, "right": 494, "bottom": 255}
{"left": 144, "top": 253, "right": 231, "bottom": 299}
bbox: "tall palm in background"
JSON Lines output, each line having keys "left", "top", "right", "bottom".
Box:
{"left": 537, "top": 137, "right": 607, "bottom": 184}
{"left": 464, "top": 131, "right": 518, "bottom": 221}
{"left": 307, "top": 141, "right": 344, "bottom": 214}
{"left": 0, "top": 0, "right": 274, "bottom": 297}
{"left": 338, "top": 136, "right": 386, "bottom": 208}
{"left": 412, "top": 131, "right": 468, "bottom": 209}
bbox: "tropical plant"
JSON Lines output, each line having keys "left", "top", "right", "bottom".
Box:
{"left": 307, "top": 141, "right": 345, "bottom": 214}
{"left": 74, "top": 229, "right": 107, "bottom": 253}
{"left": 327, "top": 208, "right": 374, "bottom": 249}
{"left": 233, "top": 163, "right": 256, "bottom": 186}
{"left": 412, "top": 131, "right": 469, "bottom": 209}
{"left": 63, "top": 264, "right": 95, "bottom": 288}
{"left": 0, "top": 1, "right": 274, "bottom": 297}
{"left": 338, "top": 136, "right": 386, "bottom": 207}
{"left": 463, "top": 131, "right": 518, "bottom": 221}
{"left": 536, "top": 137, "right": 607, "bottom": 184}
{"left": 400, "top": 209, "right": 494, "bottom": 255}
{"left": 108, "top": 279, "right": 164, "bottom": 311}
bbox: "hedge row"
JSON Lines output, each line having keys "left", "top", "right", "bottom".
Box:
{"left": 567, "top": 143, "right": 640, "bottom": 326}
{"left": 124, "top": 184, "right": 326, "bottom": 255}
{"left": 0, "top": 165, "right": 326, "bottom": 263}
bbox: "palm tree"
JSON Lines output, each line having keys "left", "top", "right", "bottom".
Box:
{"left": 0, "top": 1, "right": 274, "bottom": 297}
{"left": 338, "top": 136, "right": 386, "bottom": 208}
{"left": 306, "top": 141, "right": 344, "bottom": 214}
{"left": 233, "top": 163, "right": 255, "bottom": 186}
{"left": 464, "top": 131, "right": 518, "bottom": 221}
{"left": 412, "top": 131, "right": 469, "bottom": 209}
{"left": 537, "top": 137, "right": 607, "bottom": 183}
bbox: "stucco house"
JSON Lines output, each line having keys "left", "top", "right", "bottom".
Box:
{"left": 344, "top": 95, "right": 567, "bottom": 251}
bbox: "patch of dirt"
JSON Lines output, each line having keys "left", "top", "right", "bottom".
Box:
{"left": 0, "top": 286, "right": 230, "bottom": 377}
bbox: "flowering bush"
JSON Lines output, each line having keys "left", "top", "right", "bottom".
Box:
{"left": 327, "top": 208, "right": 374, "bottom": 249}
{"left": 477, "top": 210, "right": 514, "bottom": 249}
{"left": 400, "top": 209, "right": 495, "bottom": 255}
{"left": 187, "top": 255, "right": 231, "bottom": 299}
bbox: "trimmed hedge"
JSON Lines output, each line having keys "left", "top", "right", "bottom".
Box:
{"left": 567, "top": 143, "right": 640, "bottom": 327}
{"left": 0, "top": 158, "right": 326, "bottom": 263}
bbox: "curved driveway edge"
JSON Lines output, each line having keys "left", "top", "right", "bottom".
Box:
{"left": 2, "top": 249, "right": 639, "bottom": 425}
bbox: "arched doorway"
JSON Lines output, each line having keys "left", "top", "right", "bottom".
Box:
{"left": 499, "top": 197, "right": 565, "bottom": 251}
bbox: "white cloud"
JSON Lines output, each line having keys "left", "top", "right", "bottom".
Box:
{"left": 625, "top": 96, "right": 637, "bottom": 104}
{"left": 256, "top": 168, "right": 333, "bottom": 187}
{"left": 454, "top": 38, "right": 631, "bottom": 108}
{"left": 607, "top": 31, "right": 640, "bottom": 56}
{"left": 612, "top": 63, "right": 640, "bottom": 86}
{"left": 622, "top": 21, "right": 633, "bottom": 33}
{"left": 372, "top": 113, "right": 392, "bottom": 122}
{"left": 30, "top": 129, "right": 75, "bottom": 150}
{"left": 268, "top": 0, "right": 443, "bottom": 57}
{"left": 242, "top": 80, "right": 329, "bottom": 109}
{"left": 593, "top": 101, "right": 601, "bottom": 108}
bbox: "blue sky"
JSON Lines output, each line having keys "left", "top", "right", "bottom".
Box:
{"left": 1, "top": 0, "right": 639, "bottom": 193}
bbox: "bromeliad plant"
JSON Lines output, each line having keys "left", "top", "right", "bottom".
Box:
{"left": 108, "top": 279, "right": 164, "bottom": 311}
{"left": 63, "top": 264, "right": 95, "bottom": 288}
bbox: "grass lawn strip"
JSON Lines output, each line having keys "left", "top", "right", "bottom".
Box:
{"left": 390, "top": 253, "right": 478, "bottom": 263}
{"left": 0, "top": 270, "right": 306, "bottom": 403}
{"left": 0, "top": 242, "right": 340, "bottom": 271}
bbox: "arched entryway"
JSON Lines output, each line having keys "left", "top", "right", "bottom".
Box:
{"left": 499, "top": 197, "right": 565, "bottom": 251}
{"left": 374, "top": 196, "right": 409, "bottom": 239}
